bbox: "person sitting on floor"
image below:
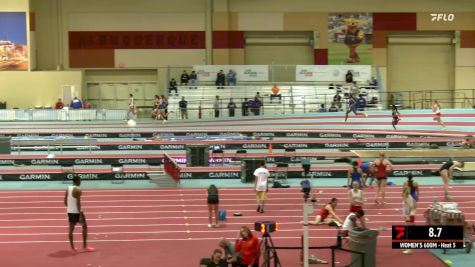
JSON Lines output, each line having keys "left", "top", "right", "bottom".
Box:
{"left": 218, "top": 238, "right": 242, "bottom": 266}
{"left": 206, "top": 249, "right": 228, "bottom": 267}
{"left": 340, "top": 209, "right": 366, "bottom": 237}
{"left": 308, "top": 198, "right": 343, "bottom": 226}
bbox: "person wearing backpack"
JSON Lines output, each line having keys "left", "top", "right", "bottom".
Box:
{"left": 207, "top": 184, "right": 220, "bottom": 228}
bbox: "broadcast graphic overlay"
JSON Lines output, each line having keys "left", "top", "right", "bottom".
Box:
{"left": 392, "top": 226, "right": 464, "bottom": 249}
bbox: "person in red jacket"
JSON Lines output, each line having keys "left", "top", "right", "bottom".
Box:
{"left": 235, "top": 226, "right": 259, "bottom": 267}
{"left": 55, "top": 98, "right": 64, "bottom": 109}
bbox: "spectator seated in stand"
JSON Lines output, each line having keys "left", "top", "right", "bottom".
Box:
{"left": 333, "top": 92, "right": 342, "bottom": 110}
{"left": 369, "top": 76, "right": 378, "bottom": 89}
{"left": 249, "top": 97, "right": 262, "bottom": 116}
{"left": 169, "top": 78, "right": 178, "bottom": 95}
{"left": 270, "top": 84, "right": 282, "bottom": 102}
{"left": 329, "top": 102, "right": 339, "bottom": 112}
{"left": 369, "top": 96, "right": 378, "bottom": 105}
{"left": 55, "top": 98, "right": 64, "bottom": 109}
{"left": 463, "top": 135, "right": 475, "bottom": 148}
{"left": 357, "top": 95, "right": 367, "bottom": 110}
{"left": 70, "top": 97, "right": 82, "bottom": 109}
{"left": 180, "top": 70, "right": 189, "bottom": 86}
{"left": 318, "top": 104, "right": 327, "bottom": 112}
{"left": 82, "top": 99, "right": 90, "bottom": 109}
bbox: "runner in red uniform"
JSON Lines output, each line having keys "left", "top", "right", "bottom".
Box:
{"left": 308, "top": 198, "right": 343, "bottom": 226}
{"left": 374, "top": 153, "right": 393, "bottom": 204}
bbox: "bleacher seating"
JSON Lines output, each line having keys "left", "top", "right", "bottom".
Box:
{"left": 166, "top": 83, "right": 381, "bottom": 120}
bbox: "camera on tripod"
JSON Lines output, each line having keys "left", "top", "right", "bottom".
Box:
{"left": 254, "top": 221, "right": 278, "bottom": 235}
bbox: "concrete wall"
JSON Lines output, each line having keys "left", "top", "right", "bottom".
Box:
{"left": 0, "top": 71, "right": 82, "bottom": 108}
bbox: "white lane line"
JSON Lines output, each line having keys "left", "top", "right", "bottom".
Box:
{"left": 2, "top": 189, "right": 475, "bottom": 199}
{"left": 2, "top": 198, "right": 475, "bottom": 207}
{"left": 0, "top": 227, "right": 366, "bottom": 236}
{"left": 0, "top": 235, "right": 393, "bottom": 244}
{"left": 2, "top": 193, "right": 475, "bottom": 204}
{"left": 0, "top": 185, "right": 473, "bottom": 194}
{"left": 0, "top": 220, "right": 403, "bottom": 229}
{"left": 0, "top": 204, "right": 473, "bottom": 211}
{"left": 0, "top": 210, "right": 473, "bottom": 222}
{"left": 1, "top": 208, "right": 474, "bottom": 217}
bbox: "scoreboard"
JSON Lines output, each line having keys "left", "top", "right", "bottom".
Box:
{"left": 392, "top": 225, "right": 464, "bottom": 249}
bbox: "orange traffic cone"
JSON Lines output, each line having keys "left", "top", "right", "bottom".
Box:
{"left": 268, "top": 143, "right": 273, "bottom": 155}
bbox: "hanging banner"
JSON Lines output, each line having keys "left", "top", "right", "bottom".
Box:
{"left": 328, "top": 13, "right": 373, "bottom": 65}
{"left": 193, "top": 65, "right": 268, "bottom": 82}
{"left": 296, "top": 65, "right": 372, "bottom": 82}
{"left": 0, "top": 12, "right": 28, "bottom": 70}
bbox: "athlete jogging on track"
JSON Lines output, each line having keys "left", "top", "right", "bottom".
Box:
{"left": 391, "top": 104, "right": 401, "bottom": 130}
{"left": 439, "top": 160, "right": 464, "bottom": 200}
{"left": 432, "top": 100, "right": 446, "bottom": 129}
{"left": 374, "top": 153, "right": 393, "bottom": 204}
{"left": 344, "top": 95, "right": 367, "bottom": 122}
{"left": 64, "top": 176, "right": 94, "bottom": 253}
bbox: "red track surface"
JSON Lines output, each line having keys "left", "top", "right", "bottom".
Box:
{"left": 1, "top": 186, "right": 473, "bottom": 267}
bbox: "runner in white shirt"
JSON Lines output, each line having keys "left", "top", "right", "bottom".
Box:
{"left": 254, "top": 162, "right": 270, "bottom": 213}
{"left": 127, "top": 93, "right": 137, "bottom": 119}
{"left": 64, "top": 176, "right": 94, "bottom": 253}
{"left": 340, "top": 209, "right": 366, "bottom": 236}
{"left": 432, "top": 100, "right": 446, "bottom": 129}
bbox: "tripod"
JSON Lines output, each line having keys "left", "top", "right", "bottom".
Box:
{"left": 259, "top": 232, "right": 281, "bottom": 267}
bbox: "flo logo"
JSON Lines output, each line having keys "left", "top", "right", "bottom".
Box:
{"left": 430, "top": 13, "right": 455, "bottom": 22}
{"left": 394, "top": 226, "right": 406, "bottom": 239}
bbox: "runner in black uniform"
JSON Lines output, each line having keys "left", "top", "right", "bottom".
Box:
{"left": 439, "top": 160, "right": 464, "bottom": 200}
{"left": 391, "top": 104, "right": 401, "bottom": 130}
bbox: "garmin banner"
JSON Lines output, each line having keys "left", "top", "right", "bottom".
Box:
{"left": 9, "top": 140, "right": 461, "bottom": 152}
{"left": 1, "top": 131, "right": 457, "bottom": 140}
{"left": 0, "top": 172, "right": 150, "bottom": 181}
{"left": 177, "top": 169, "right": 434, "bottom": 179}
{"left": 0, "top": 168, "right": 438, "bottom": 181}
{"left": 0, "top": 157, "right": 161, "bottom": 166}
{"left": 296, "top": 65, "right": 372, "bottom": 82}
{"left": 193, "top": 65, "right": 268, "bottom": 82}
